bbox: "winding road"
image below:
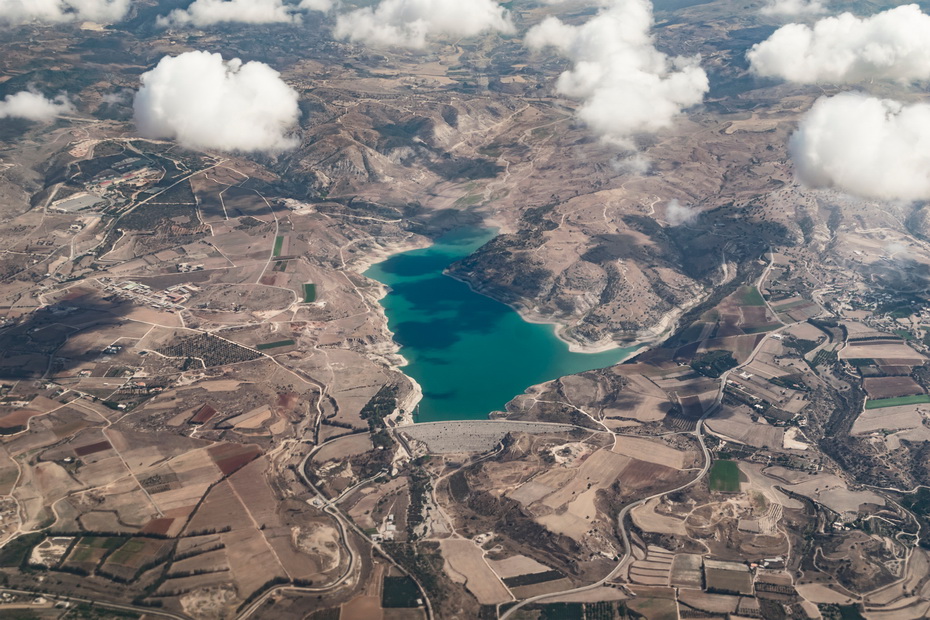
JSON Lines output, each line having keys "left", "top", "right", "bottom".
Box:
{"left": 501, "top": 248, "right": 786, "bottom": 618}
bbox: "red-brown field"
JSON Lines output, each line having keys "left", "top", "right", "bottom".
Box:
{"left": 190, "top": 404, "right": 218, "bottom": 424}
{"left": 74, "top": 440, "right": 113, "bottom": 457}
{"left": 0, "top": 409, "right": 42, "bottom": 429}
{"left": 863, "top": 377, "right": 925, "bottom": 399}
{"left": 207, "top": 443, "right": 261, "bottom": 476}
{"left": 140, "top": 518, "right": 175, "bottom": 536}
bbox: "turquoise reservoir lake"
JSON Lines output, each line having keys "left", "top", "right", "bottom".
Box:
{"left": 364, "top": 228, "right": 639, "bottom": 422}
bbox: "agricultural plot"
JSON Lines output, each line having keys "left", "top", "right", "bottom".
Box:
{"left": 207, "top": 442, "right": 261, "bottom": 476}
{"left": 630, "top": 498, "right": 687, "bottom": 536}
{"left": 866, "top": 395, "right": 930, "bottom": 410}
{"left": 629, "top": 546, "right": 673, "bottom": 586}
{"left": 678, "top": 590, "right": 741, "bottom": 614}
{"left": 625, "top": 588, "right": 679, "bottom": 620}
{"left": 156, "top": 333, "right": 262, "bottom": 368}
{"left": 487, "top": 555, "right": 553, "bottom": 580}
{"left": 382, "top": 576, "right": 422, "bottom": 608}
{"left": 852, "top": 404, "right": 926, "bottom": 434}
{"left": 690, "top": 350, "right": 738, "bottom": 378}
{"left": 670, "top": 553, "right": 703, "bottom": 589}
{"left": 738, "top": 286, "right": 765, "bottom": 306}
{"left": 509, "top": 577, "right": 575, "bottom": 600}
{"left": 703, "top": 559, "right": 753, "bottom": 595}
{"left": 314, "top": 433, "right": 375, "bottom": 462}
{"left": 771, "top": 297, "right": 821, "bottom": 322}
{"left": 696, "top": 286, "right": 780, "bottom": 338}
{"left": 706, "top": 406, "right": 784, "bottom": 449}
{"left": 863, "top": 377, "right": 924, "bottom": 399}
{"left": 185, "top": 283, "right": 295, "bottom": 313}
{"left": 99, "top": 537, "right": 172, "bottom": 581}
{"left": 0, "top": 408, "right": 43, "bottom": 432}
{"left": 840, "top": 341, "right": 925, "bottom": 362}
{"left": 204, "top": 229, "right": 273, "bottom": 266}
{"left": 221, "top": 405, "right": 274, "bottom": 430}
{"left": 440, "top": 539, "right": 511, "bottom": 605}
{"left": 191, "top": 177, "right": 230, "bottom": 223}
{"left": 256, "top": 339, "right": 295, "bottom": 350}
{"left": 612, "top": 435, "right": 689, "bottom": 469}
{"left": 62, "top": 536, "right": 124, "bottom": 573}
{"left": 222, "top": 186, "right": 271, "bottom": 219}
{"left": 709, "top": 460, "right": 742, "bottom": 493}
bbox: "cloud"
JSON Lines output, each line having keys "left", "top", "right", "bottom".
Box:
{"left": 760, "top": 0, "right": 825, "bottom": 17}
{"left": 133, "top": 51, "right": 300, "bottom": 153}
{"left": 748, "top": 5, "right": 930, "bottom": 83}
{"left": 789, "top": 93, "right": 930, "bottom": 201}
{"left": 665, "top": 199, "right": 698, "bottom": 226}
{"left": 101, "top": 89, "right": 132, "bottom": 106}
{"left": 0, "top": 90, "right": 74, "bottom": 121}
{"left": 0, "top": 0, "right": 130, "bottom": 24}
{"left": 525, "top": 0, "right": 708, "bottom": 149}
{"left": 157, "top": 0, "right": 330, "bottom": 27}
{"left": 298, "top": 0, "right": 330, "bottom": 10}
{"left": 612, "top": 153, "right": 650, "bottom": 175}
{"left": 334, "top": 0, "right": 514, "bottom": 49}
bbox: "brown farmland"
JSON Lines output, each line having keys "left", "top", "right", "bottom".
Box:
{"left": 863, "top": 376, "right": 925, "bottom": 399}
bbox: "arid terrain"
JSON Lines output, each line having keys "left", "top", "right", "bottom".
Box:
{"left": 0, "top": 0, "right": 929, "bottom": 619}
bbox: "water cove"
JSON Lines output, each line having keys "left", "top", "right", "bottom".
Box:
{"left": 365, "top": 228, "right": 639, "bottom": 422}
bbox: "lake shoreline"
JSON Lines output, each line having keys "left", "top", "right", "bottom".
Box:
{"left": 364, "top": 226, "right": 639, "bottom": 422}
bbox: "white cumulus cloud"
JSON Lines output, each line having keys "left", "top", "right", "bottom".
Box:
{"left": 748, "top": 4, "right": 930, "bottom": 83}
{"left": 157, "top": 0, "right": 329, "bottom": 27}
{"left": 789, "top": 93, "right": 930, "bottom": 201}
{"left": 760, "top": 0, "right": 825, "bottom": 17}
{"left": 665, "top": 199, "right": 698, "bottom": 226}
{"left": 0, "top": 0, "right": 130, "bottom": 24}
{"left": 525, "top": 0, "right": 708, "bottom": 148}
{"left": 133, "top": 51, "right": 300, "bottom": 153}
{"left": 334, "top": 0, "right": 514, "bottom": 49}
{"left": 0, "top": 90, "right": 74, "bottom": 121}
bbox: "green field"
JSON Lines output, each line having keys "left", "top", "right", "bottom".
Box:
{"left": 382, "top": 576, "right": 421, "bottom": 608}
{"left": 894, "top": 329, "right": 914, "bottom": 341}
{"left": 272, "top": 235, "right": 284, "bottom": 257}
{"left": 303, "top": 283, "right": 317, "bottom": 303}
{"left": 107, "top": 538, "right": 146, "bottom": 565}
{"left": 865, "top": 394, "right": 930, "bottom": 410}
{"left": 256, "top": 339, "right": 295, "bottom": 350}
{"left": 738, "top": 286, "right": 766, "bottom": 306}
{"left": 709, "top": 459, "right": 741, "bottom": 493}
{"left": 83, "top": 537, "right": 126, "bottom": 549}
